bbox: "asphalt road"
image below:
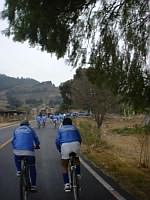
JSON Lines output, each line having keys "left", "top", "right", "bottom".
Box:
{"left": 0, "top": 122, "right": 134, "bottom": 200}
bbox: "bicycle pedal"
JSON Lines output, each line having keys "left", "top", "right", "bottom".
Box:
{"left": 30, "top": 186, "right": 38, "bottom": 192}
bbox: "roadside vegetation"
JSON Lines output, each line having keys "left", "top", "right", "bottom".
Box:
{"left": 75, "top": 116, "right": 150, "bottom": 200}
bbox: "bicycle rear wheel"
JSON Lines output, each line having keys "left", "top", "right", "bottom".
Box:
{"left": 20, "top": 161, "right": 30, "bottom": 200}
{"left": 20, "top": 172, "right": 29, "bottom": 200}
{"left": 72, "top": 169, "right": 80, "bottom": 200}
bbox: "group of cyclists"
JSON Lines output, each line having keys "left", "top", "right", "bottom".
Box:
{"left": 35, "top": 112, "right": 64, "bottom": 128}
{"left": 11, "top": 114, "right": 82, "bottom": 192}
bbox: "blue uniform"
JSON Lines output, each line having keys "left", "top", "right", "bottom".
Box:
{"left": 12, "top": 125, "right": 40, "bottom": 186}
{"left": 12, "top": 125, "right": 40, "bottom": 153}
{"left": 55, "top": 125, "right": 81, "bottom": 152}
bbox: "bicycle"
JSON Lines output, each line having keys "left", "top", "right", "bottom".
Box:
{"left": 68, "top": 152, "right": 80, "bottom": 200}
{"left": 19, "top": 147, "right": 40, "bottom": 200}
{"left": 20, "top": 157, "right": 31, "bottom": 200}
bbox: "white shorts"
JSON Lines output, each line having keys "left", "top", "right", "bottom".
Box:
{"left": 61, "top": 141, "right": 80, "bottom": 159}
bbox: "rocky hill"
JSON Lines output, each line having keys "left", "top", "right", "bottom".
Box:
{"left": 0, "top": 74, "right": 61, "bottom": 110}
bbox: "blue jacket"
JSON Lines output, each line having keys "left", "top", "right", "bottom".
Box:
{"left": 55, "top": 125, "right": 82, "bottom": 152}
{"left": 36, "top": 115, "right": 43, "bottom": 123}
{"left": 12, "top": 125, "right": 40, "bottom": 151}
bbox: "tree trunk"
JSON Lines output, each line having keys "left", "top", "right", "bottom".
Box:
{"left": 95, "top": 112, "right": 105, "bottom": 129}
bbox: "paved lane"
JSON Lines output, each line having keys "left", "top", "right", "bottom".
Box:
{"left": 0, "top": 123, "right": 133, "bottom": 200}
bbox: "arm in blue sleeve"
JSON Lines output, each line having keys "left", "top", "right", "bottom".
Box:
{"left": 30, "top": 128, "right": 40, "bottom": 146}
{"left": 55, "top": 130, "right": 61, "bottom": 152}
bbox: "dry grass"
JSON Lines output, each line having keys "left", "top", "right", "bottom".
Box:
{"left": 75, "top": 115, "right": 150, "bottom": 200}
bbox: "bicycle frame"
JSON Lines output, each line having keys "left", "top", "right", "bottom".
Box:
{"left": 68, "top": 152, "right": 80, "bottom": 200}
{"left": 20, "top": 158, "right": 31, "bottom": 200}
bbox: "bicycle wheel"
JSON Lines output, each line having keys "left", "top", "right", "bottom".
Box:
{"left": 72, "top": 169, "right": 80, "bottom": 200}
{"left": 20, "top": 172, "right": 29, "bottom": 200}
{"left": 20, "top": 161, "right": 29, "bottom": 200}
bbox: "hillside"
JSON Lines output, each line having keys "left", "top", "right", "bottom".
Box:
{"left": 0, "top": 74, "right": 61, "bottom": 110}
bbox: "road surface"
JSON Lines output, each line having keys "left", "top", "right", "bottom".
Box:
{"left": 0, "top": 122, "right": 135, "bottom": 200}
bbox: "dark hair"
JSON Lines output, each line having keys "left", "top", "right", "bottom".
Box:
{"left": 20, "top": 120, "right": 30, "bottom": 126}
{"left": 63, "top": 117, "right": 72, "bottom": 125}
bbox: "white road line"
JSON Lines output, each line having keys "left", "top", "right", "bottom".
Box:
{"left": 80, "top": 157, "right": 127, "bottom": 200}
{"left": 0, "top": 138, "right": 12, "bottom": 150}
{"left": 0, "top": 124, "right": 17, "bottom": 130}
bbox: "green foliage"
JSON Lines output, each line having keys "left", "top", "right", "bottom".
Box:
{"left": 2, "top": 0, "right": 96, "bottom": 57}
{"left": 59, "top": 80, "right": 73, "bottom": 111}
{"left": 1, "top": 0, "right": 149, "bottom": 113}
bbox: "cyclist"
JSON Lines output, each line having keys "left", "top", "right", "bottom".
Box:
{"left": 36, "top": 113, "right": 47, "bottom": 128}
{"left": 12, "top": 120, "right": 40, "bottom": 191}
{"left": 52, "top": 114, "right": 58, "bottom": 128}
{"left": 55, "top": 117, "right": 82, "bottom": 192}
{"left": 42, "top": 114, "right": 47, "bottom": 127}
{"left": 36, "top": 113, "right": 43, "bottom": 128}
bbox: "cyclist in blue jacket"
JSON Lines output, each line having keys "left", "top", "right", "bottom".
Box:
{"left": 55, "top": 117, "right": 82, "bottom": 192}
{"left": 12, "top": 120, "right": 40, "bottom": 191}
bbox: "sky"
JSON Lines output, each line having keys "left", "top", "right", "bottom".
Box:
{"left": 0, "top": 0, "right": 75, "bottom": 87}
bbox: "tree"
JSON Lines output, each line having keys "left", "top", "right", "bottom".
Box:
{"left": 59, "top": 80, "right": 73, "bottom": 111}
{"left": 71, "top": 68, "right": 118, "bottom": 130}
{"left": 1, "top": 0, "right": 95, "bottom": 58}
{"left": 2, "top": 0, "right": 149, "bottom": 111}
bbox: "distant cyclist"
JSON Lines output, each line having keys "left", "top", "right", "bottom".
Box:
{"left": 52, "top": 114, "right": 59, "bottom": 128}
{"left": 36, "top": 113, "right": 43, "bottom": 128}
{"left": 42, "top": 114, "right": 47, "bottom": 127}
{"left": 37, "top": 114, "right": 47, "bottom": 128}
{"left": 55, "top": 117, "right": 82, "bottom": 192}
{"left": 12, "top": 120, "right": 40, "bottom": 191}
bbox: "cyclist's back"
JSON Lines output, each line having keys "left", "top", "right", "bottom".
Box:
{"left": 12, "top": 120, "right": 40, "bottom": 191}
{"left": 55, "top": 118, "right": 82, "bottom": 192}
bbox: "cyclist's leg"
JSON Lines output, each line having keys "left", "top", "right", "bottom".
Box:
{"left": 61, "top": 143, "right": 71, "bottom": 191}
{"left": 27, "top": 156, "right": 36, "bottom": 186}
{"left": 14, "top": 155, "right": 22, "bottom": 174}
{"left": 61, "top": 159, "right": 69, "bottom": 184}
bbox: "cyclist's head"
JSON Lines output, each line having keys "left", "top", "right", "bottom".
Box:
{"left": 63, "top": 117, "right": 72, "bottom": 125}
{"left": 20, "top": 120, "right": 30, "bottom": 126}
{"left": 39, "top": 112, "right": 42, "bottom": 116}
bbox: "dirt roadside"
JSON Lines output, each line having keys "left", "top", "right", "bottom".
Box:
{"left": 76, "top": 115, "right": 150, "bottom": 200}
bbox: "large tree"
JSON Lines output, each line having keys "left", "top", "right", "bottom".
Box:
{"left": 1, "top": 0, "right": 95, "bottom": 58}
{"left": 61, "top": 68, "right": 118, "bottom": 128}
{"left": 2, "top": 0, "right": 150, "bottom": 111}
{"left": 2, "top": 1, "right": 149, "bottom": 63}
{"left": 59, "top": 80, "right": 73, "bottom": 111}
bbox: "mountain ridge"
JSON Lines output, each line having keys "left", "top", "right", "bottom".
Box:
{"left": 0, "top": 74, "right": 61, "bottom": 110}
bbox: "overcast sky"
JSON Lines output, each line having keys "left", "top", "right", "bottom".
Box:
{"left": 0, "top": 0, "right": 75, "bottom": 87}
